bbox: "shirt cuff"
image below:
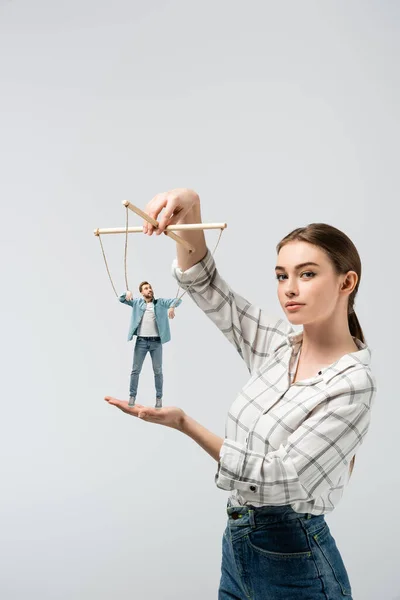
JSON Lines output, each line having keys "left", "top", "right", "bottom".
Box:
{"left": 215, "top": 438, "right": 274, "bottom": 498}
{"left": 171, "top": 248, "right": 214, "bottom": 288}
{"left": 215, "top": 438, "right": 245, "bottom": 491}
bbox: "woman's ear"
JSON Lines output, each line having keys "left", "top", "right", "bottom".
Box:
{"left": 341, "top": 271, "right": 358, "bottom": 294}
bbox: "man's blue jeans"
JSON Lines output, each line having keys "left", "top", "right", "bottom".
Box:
{"left": 130, "top": 336, "right": 163, "bottom": 400}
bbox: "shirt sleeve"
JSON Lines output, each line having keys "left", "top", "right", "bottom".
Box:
{"left": 119, "top": 293, "right": 133, "bottom": 307}
{"left": 158, "top": 298, "right": 183, "bottom": 309}
{"left": 171, "top": 248, "right": 293, "bottom": 374}
{"left": 215, "top": 369, "right": 376, "bottom": 504}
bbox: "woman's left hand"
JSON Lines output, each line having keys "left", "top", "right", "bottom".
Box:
{"left": 104, "top": 397, "right": 186, "bottom": 431}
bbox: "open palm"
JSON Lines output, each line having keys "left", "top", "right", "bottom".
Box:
{"left": 104, "top": 396, "right": 185, "bottom": 431}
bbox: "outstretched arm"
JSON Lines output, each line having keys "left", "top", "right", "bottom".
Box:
{"left": 181, "top": 415, "right": 223, "bottom": 461}
{"left": 142, "top": 189, "right": 293, "bottom": 375}
{"left": 119, "top": 290, "right": 134, "bottom": 306}
{"left": 105, "top": 367, "right": 376, "bottom": 501}
{"left": 158, "top": 297, "right": 182, "bottom": 309}
{"left": 156, "top": 297, "right": 182, "bottom": 319}
{"left": 172, "top": 251, "right": 294, "bottom": 375}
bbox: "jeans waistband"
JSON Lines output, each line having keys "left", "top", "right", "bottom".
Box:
{"left": 137, "top": 336, "right": 161, "bottom": 341}
{"left": 226, "top": 502, "right": 323, "bottom": 528}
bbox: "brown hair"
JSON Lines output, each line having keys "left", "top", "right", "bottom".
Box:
{"left": 276, "top": 223, "right": 365, "bottom": 476}
{"left": 139, "top": 281, "right": 150, "bottom": 293}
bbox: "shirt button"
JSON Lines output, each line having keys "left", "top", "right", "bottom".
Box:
{"left": 250, "top": 485, "right": 257, "bottom": 492}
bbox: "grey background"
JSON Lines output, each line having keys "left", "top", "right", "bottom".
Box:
{"left": 0, "top": 1, "right": 398, "bottom": 598}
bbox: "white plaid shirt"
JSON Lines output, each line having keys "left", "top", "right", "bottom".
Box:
{"left": 172, "top": 249, "right": 377, "bottom": 515}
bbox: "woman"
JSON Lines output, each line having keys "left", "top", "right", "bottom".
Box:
{"left": 105, "top": 188, "right": 377, "bottom": 599}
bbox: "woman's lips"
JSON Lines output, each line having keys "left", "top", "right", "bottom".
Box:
{"left": 286, "top": 304, "right": 304, "bottom": 311}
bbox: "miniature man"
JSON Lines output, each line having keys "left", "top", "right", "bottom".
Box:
{"left": 119, "top": 281, "right": 182, "bottom": 408}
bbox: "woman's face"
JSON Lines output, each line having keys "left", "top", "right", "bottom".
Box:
{"left": 276, "top": 241, "right": 351, "bottom": 325}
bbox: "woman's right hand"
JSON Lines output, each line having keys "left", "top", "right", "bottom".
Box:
{"left": 142, "top": 188, "right": 200, "bottom": 236}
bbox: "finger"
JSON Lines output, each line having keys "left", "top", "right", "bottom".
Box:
{"left": 104, "top": 396, "right": 126, "bottom": 405}
{"left": 106, "top": 399, "right": 125, "bottom": 408}
{"left": 105, "top": 396, "right": 117, "bottom": 403}
{"left": 104, "top": 397, "right": 139, "bottom": 415}
{"left": 156, "top": 205, "right": 181, "bottom": 235}
{"left": 143, "top": 196, "right": 162, "bottom": 235}
{"left": 145, "top": 216, "right": 156, "bottom": 236}
{"left": 145, "top": 194, "right": 167, "bottom": 236}
{"left": 149, "top": 192, "right": 179, "bottom": 235}
{"left": 142, "top": 197, "right": 156, "bottom": 235}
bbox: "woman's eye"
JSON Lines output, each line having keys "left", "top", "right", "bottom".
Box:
{"left": 276, "top": 272, "right": 315, "bottom": 281}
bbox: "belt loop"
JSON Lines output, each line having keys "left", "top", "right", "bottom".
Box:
{"left": 248, "top": 508, "right": 256, "bottom": 528}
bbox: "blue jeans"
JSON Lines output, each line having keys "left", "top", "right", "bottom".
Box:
{"left": 218, "top": 504, "right": 352, "bottom": 600}
{"left": 130, "top": 337, "right": 163, "bottom": 399}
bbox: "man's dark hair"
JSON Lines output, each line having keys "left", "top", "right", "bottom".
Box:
{"left": 139, "top": 281, "right": 151, "bottom": 293}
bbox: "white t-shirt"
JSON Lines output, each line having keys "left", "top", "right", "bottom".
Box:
{"left": 137, "top": 302, "right": 159, "bottom": 337}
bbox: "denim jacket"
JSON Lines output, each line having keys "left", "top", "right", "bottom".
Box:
{"left": 119, "top": 294, "right": 182, "bottom": 344}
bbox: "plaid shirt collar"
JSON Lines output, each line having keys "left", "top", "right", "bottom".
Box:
{"left": 287, "top": 330, "right": 372, "bottom": 386}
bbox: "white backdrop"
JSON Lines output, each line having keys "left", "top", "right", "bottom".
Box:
{"left": 1, "top": 1, "right": 398, "bottom": 599}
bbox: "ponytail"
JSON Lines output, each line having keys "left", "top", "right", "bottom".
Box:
{"left": 348, "top": 310, "right": 365, "bottom": 345}
{"left": 347, "top": 310, "right": 364, "bottom": 478}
